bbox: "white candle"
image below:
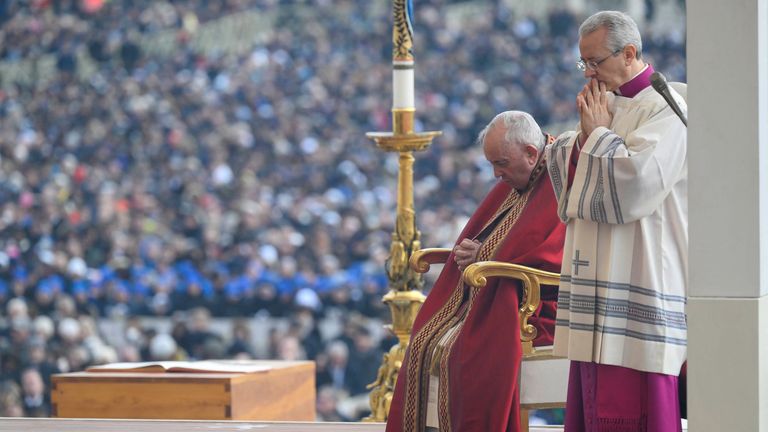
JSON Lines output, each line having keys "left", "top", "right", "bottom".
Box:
{"left": 393, "top": 60, "right": 415, "bottom": 109}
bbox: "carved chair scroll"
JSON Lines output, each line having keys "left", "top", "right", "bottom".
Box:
{"left": 462, "top": 261, "right": 559, "bottom": 356}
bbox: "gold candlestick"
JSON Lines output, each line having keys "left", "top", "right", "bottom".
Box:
{"left": 363, "top": 0, "right": 441, "bottom": 422}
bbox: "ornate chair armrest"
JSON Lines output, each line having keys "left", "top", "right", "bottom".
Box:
{"left": 462, "top": 261, "right": 560, "bottom": 355}
{"left": 409, "top": 248, "right": 452, "bottom": 273}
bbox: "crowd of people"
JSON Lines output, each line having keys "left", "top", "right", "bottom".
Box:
{"left": 0, "top": 0, "right": 686, "bottom": 422}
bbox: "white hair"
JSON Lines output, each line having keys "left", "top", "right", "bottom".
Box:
{"left": 477, "top": 110, "right": 544, "bottom": 151}
{"left": 579, "top": 11, "right": 643, "bottom": 58}
{"left": 7, "top": 297, "right": 29, "bottom": 318}
{"left": 33, "top": 315, "right": 55, "bottom": 339}
{"left": 149, "top": 333, "right": 178, "bottom": 361}
{"left": 327, "top": 340, "right": 349, "bottom": 358}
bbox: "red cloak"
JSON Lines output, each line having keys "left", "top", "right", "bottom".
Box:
{"left": 386, "top": 172, "right": 565, "bottom": 432}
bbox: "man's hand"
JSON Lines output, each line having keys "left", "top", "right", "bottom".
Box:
{"left": 453, "top": 239, "right": 482, "bottom": 271}
{"left": 577, "top": 79, "right": 613, "bottom": 139}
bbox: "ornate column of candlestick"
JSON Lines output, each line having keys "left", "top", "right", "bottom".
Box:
{"left": 363, "top": 0, "right": 440, "bottom": 422}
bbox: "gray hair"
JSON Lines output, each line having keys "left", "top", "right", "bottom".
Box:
{"left": 579, "top": 11, "right": 643, "bottom": 59}
{"left": 477, "top": 110, "right": 544, "bottom": 151}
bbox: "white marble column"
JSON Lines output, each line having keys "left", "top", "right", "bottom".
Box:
{"left": 687, "top": 0, "right": 768, "bottom": 430}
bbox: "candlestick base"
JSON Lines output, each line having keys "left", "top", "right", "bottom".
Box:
{"left": 362, "top": 289, "right": 424, "bottom": 422}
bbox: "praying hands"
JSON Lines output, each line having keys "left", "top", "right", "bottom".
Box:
{"left": 453, "top": 238, "right": 482, "bottom": 271}
{"left": 577, "top": 79, "right": 613, "bottom": 142}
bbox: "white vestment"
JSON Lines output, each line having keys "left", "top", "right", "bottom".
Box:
{"left": 545, "top": 84, "right": 688, "bottom": 375}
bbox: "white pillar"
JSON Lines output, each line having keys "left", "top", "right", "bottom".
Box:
{"left": 688, "top": 0, "right": 768, "bottom": 431}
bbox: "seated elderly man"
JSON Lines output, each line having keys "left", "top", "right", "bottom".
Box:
{"left": 386, "top": 111, "right": 566, "bottom": 432}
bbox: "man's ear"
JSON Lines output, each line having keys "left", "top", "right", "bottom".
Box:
{"left": 623, "top": 44, "right": 638, "bottom": 63}
{"left": 525, "top": 144, "right": 539, "bottom": 162}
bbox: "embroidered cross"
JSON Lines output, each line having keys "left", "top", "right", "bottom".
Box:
{"left": 572, "top": 250, "right": 590, "bottom": 276}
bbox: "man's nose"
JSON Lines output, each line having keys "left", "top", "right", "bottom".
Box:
{"left": 584, "top": 69, "right": 596, "bottom": 79}
{"left": 493, "top": 167, "right": 502, "bottom": 178}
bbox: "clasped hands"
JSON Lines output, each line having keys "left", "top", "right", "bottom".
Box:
{"left": 453, "top": 238, "right": 481, "bottom": 272}
{"left": 577, "top": 79, "right": 613, "bottom": 144}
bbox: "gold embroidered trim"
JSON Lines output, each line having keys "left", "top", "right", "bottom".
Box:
{"left": 402, "top": 281, "right": 464, "bottom": 431}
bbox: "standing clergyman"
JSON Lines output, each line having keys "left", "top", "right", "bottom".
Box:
{"left": 546, "top": 10, "right": 688, "bottom": 432}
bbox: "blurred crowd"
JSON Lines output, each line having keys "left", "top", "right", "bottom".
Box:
{"left": 0, "top": 0, "right": 686, "bottom": 421}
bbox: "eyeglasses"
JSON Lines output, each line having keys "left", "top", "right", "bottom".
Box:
{"left": 576, "top": 48, "right": 622, "bottom": 72}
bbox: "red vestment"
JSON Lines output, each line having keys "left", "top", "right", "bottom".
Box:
{"left": 386, "top": 166, "right": 566, "bottom": 432}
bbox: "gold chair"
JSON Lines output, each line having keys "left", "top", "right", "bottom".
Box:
{"left": 410, "top": 248, "right": 569, "bottom": 432}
